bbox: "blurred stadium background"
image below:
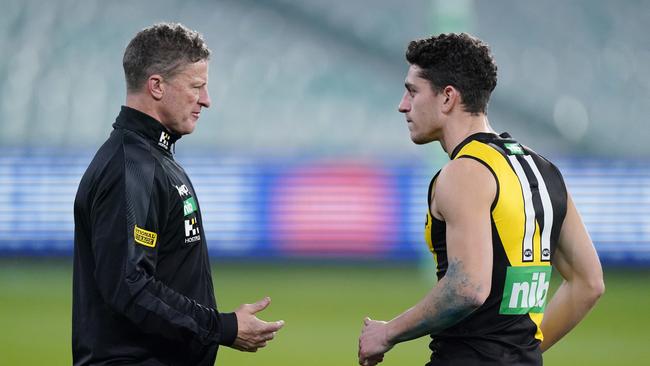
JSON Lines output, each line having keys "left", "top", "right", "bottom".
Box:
{"left": 1, "top": 0, "right": 649, "bottom": 365}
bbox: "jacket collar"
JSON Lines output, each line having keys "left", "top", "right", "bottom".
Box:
{"left": 112, "top": 106, "right": 181, "bottom": 154}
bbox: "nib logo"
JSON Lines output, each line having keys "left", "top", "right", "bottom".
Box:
{"left": 500, "top": 266, "right": 552, "bottom": 315}
{"left": 183, "top": 197, "right": 198, "bottom": 216}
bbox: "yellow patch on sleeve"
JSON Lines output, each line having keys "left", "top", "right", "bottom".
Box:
{"left": 134, "top": 225, "right": 157, "bottom": 248}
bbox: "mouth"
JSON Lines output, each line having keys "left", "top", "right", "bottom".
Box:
{"left": 191, "top": 112, "right": 200, "bottom": 119}
{"left": 406, "top": 118, "right": 414, "bottom": 130}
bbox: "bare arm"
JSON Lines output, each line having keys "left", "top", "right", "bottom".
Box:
{"left": 540, "top": 194, "right": 605, "bottom": 352}
{"left": 359, "top": 158, "right": 495, "bottom": 363}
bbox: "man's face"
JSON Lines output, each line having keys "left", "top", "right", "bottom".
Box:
{"left": 398, "top": 65, "right": 444, "bottom": 144}
{"left": 159, "top": 60, "right": 211, "bottom": 135}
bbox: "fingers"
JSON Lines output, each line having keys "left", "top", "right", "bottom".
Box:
{"left": 358, "top": 317, "right": 387, "bottom": 366}
{"left": 239, "top": 334, "right": 272, "bottom": 353}
{"left": 370, "top": 354, "right": 384, "bottom": 363}
{"left": 231, "top": 297, "right": 286, "bottom": 353}
{"left": 264, "top": 332, "right": 275, "bottom": 342}
{"left": 248, "top": 321, "right": 284, "bottom": 342}
{"left": 359, "top": 354, "right": 384, "bottom": 366}
{"left": 232, "top": 318, "right": 284, "bottom": 353}
{"left": 249, "top": 296, "right": 271, "bottom": 314}
{"left": 262, "top": 319, "right": 285, "bottom": 333}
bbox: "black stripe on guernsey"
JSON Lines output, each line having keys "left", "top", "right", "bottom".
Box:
{"left": 506, "top": 155, "right": 536, "bottom": 262}
{"left": 456, "top": 155, "right": 500, "bottom": 212}
{"left": 524, "top": 155, "right": 554, "bottom": 261}
{"left": 507, "top": 155, "right": 553, "bottom": 262}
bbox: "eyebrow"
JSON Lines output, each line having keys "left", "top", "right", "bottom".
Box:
{"left": 405, "top": 82, "right": 416, "bottom": 91}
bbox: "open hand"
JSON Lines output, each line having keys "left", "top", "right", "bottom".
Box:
{"left": 230, "top": 297, "right": 285, "bottom": 352}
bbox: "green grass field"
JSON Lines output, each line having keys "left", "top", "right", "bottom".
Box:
{"left": 1, "top": 259, "right": 648, "bottom": 365}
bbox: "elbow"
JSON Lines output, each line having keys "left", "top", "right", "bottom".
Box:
{"left": 468, "top": 290, "right": 489, "bottom": 310}
{"left": 443, "top": 261, "right": 490, "bottom": 313}
{"left": 588, "top": 277, "right": 605, "bottom": 304}
{"left": 456, "top": 284, "right": 490, "bottom": 311}
{"left": 96, "top": 268, "right": 147, "bottom": 314}
{"left": 577, "top": 274, "right": 605, "bottom": 307}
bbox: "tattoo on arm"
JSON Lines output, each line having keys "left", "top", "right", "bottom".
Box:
{"left": 395, "top": 259, "right": 483, "bottom": 343}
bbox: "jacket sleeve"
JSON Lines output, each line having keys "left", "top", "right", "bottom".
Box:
{"left": 89, "top": 142, "right": 238, "bottom": 347}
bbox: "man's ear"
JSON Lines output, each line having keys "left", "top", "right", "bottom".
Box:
{"left": 148, "top": 75, "right": 164, "bottom": 101}
{"left": 440, "top": 85, "right": 460, "bottom": 114}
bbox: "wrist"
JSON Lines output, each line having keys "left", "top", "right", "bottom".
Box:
{"left": 219, "top": 312, "right": 238, "bottom": 346}
{"left": 384, "top": 320, "right": 398, "bottom": 347}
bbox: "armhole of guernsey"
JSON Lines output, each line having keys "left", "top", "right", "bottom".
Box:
{"left": 425, "top": 171, "right": 441, "bottom": 256}
{"left": 455, "top": 140, "right": 551, "bottom": 342}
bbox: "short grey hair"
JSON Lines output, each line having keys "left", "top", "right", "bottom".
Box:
{"left": 122, "top": 22, "right": 210, "bottom": 92}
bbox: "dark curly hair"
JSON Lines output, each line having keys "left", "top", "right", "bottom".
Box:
{"left": 406, "top": 33, "right": 497, "bottom": 115}
{"left": 123, "top": 22, "right": 210, "bottom": 92}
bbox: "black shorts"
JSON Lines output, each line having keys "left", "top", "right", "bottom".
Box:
{"left": 426, "top": 338, "right": 542, "bottom": 366}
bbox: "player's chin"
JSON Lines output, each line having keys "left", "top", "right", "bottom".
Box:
{"left": 409, "top": 132, "right": 427, "bottom": 145}
{"left": 410, "top": 131, "right": 437, "bottom": 145}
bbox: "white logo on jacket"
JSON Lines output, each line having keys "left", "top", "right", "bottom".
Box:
{"left": 158, "top": 132, "right": 171, "bottom": 149}
{"left": 184, "top": 216, "right": 201, "bottom": 244}
{"left": 175, "top": 184, "right": 190, "bottom": 197}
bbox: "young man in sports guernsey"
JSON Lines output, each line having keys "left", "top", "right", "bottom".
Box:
{"left": 358, "top": 33, "right": 605, "bottom": 366}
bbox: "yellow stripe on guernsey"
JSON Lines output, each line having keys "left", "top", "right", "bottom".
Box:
{"left": 424, "top": 210, "right": 438, "bottom": 265}
{"left": 455, "top": 140, "right": 551, "bottom": 341}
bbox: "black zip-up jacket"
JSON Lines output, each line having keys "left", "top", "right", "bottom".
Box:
{"left": 72, "top": 106, "right": 237, "bottom": 366}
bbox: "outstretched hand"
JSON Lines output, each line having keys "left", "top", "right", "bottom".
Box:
{"left": 230, "top": 297, "right": 285, "bottom": 352}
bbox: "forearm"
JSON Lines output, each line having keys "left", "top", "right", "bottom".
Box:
{"left": 386, "top": 265, "right": 485, "bottom": 345}
{"left": 116, "top": 273, "right": 238, "bottom": 345}
{"left": 540, "top": 279, "right": 604, "bottom": 352}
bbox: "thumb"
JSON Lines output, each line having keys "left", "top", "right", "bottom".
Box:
{"left": 364, "top": 317, "right": 371, "bottom": 325}
{"left": 249, "top": 296, "right": 271, "bottom": 314}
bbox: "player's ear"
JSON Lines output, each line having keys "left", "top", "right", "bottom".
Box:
{"left": 440, "top": 85, "right": 459, "bottom": 113}
{"left": 148, "top": 75, "right": 164, "bottom": 101}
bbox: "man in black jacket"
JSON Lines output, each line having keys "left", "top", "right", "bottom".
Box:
{"left": 72, "top": 23, "right": 284, "bottom": 366}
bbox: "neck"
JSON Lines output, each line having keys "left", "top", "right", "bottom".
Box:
{"left": 439, "top": 113, "right": 494, "bottom": 157}
{"left": 126, "top": 93, "right": 164, "bottom": 126}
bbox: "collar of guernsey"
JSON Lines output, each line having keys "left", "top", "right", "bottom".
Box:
{"left": 449, "top": 131, "right": 512, "bottom": 159}
{"left": 112, "top": 106, "right": 181, "bottom": 154}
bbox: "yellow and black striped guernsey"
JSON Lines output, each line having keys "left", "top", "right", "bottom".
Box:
{"left": 424, "top": 132, "right": 567, "bottom": 366}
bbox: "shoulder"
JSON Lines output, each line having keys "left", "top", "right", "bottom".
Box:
{"left": 525, "top": 147, "right": 565, "bottom": 176}
{"left": 120, "top": 129, "right": 153, "bottom": 160}
{"left": 434, "top": 158, "right": 497, "bottom": 217}
{"left": 521, "top": 146, "right": 567, "bottom": 196}
{"left": 95, "top": 130, "right": 168, "bottom": 191}
{"left": 438, "top": 157, "right": 496, "bottom": 188}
